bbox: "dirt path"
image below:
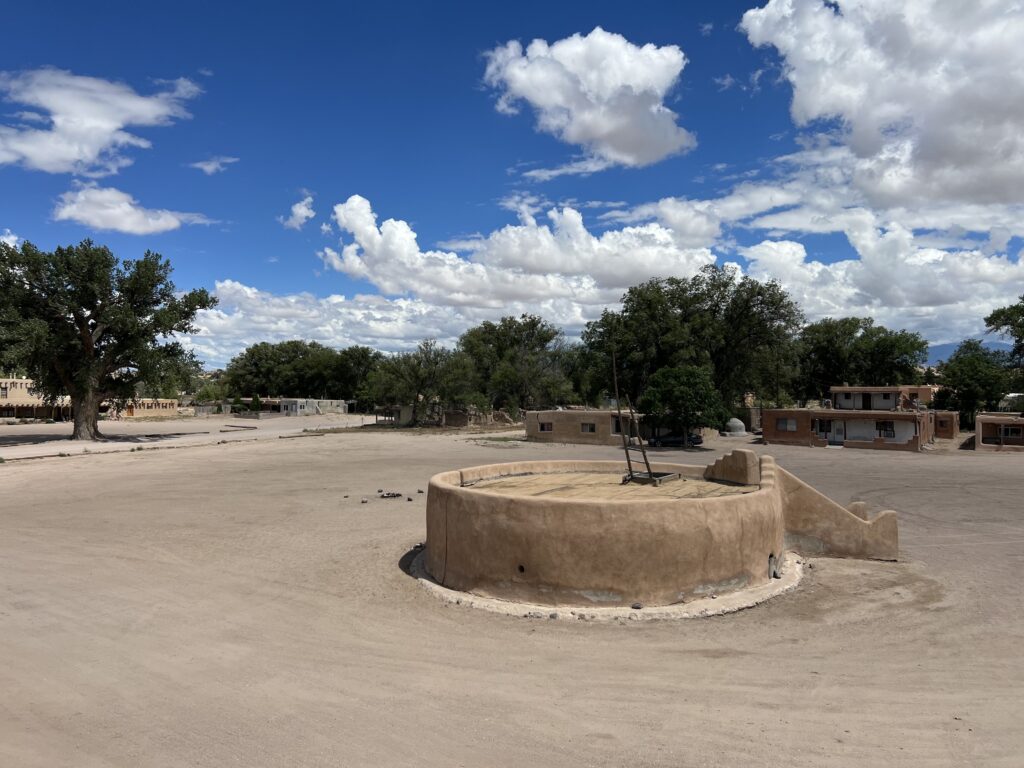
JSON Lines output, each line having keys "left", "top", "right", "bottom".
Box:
{"left": 1, "top": 433, "right": 1021, "bottom": 766}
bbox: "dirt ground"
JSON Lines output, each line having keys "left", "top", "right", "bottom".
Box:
{"left": 1, "top": 430, "right": 1021, "bottom": 767}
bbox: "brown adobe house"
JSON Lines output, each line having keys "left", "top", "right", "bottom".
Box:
{"left": 762, "top": 385, "right": 959, "bottom": 452}
{"left": 974, "top": 412, "right": 1024, "bottom": 451}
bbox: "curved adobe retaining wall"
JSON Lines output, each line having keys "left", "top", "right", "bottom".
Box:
{"left": 425, "top": 458, "right": 786, "bottom": 607}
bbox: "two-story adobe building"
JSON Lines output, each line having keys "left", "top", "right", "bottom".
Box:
{"left": 762, "top": 385, "right": 957, "bottom": 452}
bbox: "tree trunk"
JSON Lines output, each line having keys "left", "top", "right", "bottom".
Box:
{"left": 71, "top": 391, "right": 103, "bottom": 440}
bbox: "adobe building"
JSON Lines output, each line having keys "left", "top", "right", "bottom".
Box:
{"left": 762, "top": 385, "right": 954, "bottom": 452}
{"left": 0, "top": 377, "right": 68, "bottom": 420}
{"left": 934, "top": 411, "right": 960, "bottom": 440}
{"left": 279, "top": 398, "right": 349, "bottom": 416}
{"left": 525, "top": 409, "right": 628, "bottom": 446}
{"left": 117, "top": 399, "right": 180, "bottom": 418}
{"left": 975, "top": 412, "right": 1024, "bottom": 452}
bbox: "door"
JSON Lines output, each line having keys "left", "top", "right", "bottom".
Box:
{"left": 862, "top": 393, "right": 872, "bottom": 410}
{"left": 830, "top": 421, "right": 845, "bottom": 446}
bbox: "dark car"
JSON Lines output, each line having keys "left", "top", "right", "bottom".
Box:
{"left": 648, "top": 432, "right": 703, "bottom": 448}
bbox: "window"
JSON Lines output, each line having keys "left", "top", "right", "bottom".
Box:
{"left": 876, "top": 420, "right": 896, "bottom": 438}
{"left": 1000, "top": 426, "right": 1023, "bottom": 438}
{"left": 882, "top": 392, "right": 891, "bottom": 400}
{"left": 611, "top": 416, "right": 622, "bottom": 434}
{"left": 938, "top": 419, "right": 948, "bottom": 428}
{"left": 775, "top": 417, "right": 797, "bottom": 432}
{"left": 814, "top": 419, "right": 831, "bottom": 436}
{"left": 581, "top": 422, "right": 596, "bottom": 433}
{"left": 0, "top": 385, "right": 7, "bottom": 399}
{"left": 539, "top": 422, "right": 553, "bottom": 432}
{"left": 843, "top": 393, "right": 851, "bottom": 400}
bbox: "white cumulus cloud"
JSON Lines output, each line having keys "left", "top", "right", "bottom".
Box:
{"left": 53, "top": 183, "right": 214, "bottom": 235}
{"left": 742, "top": 0, "right": 1024, "bottom": 206}
{"left": 1, "top": 228, "right": 19, "bottom": 247}
{"left": 329, "top": 194, "right": 715, "bottom": 308}
{"left": 484, "top": 27, "right": 696, "bottom": 178}
{"left": 280, "top": 194, "right": 315, "bottom": 230}
{"left": 189, "top": 155, "right": 239, "bottom": 175}
{"left": 0, "top": 68, "right": 200, "bottom": 177}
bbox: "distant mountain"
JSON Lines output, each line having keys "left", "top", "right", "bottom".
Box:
{"left": 927, "top": 339, "right": 1013, "bottom": 367}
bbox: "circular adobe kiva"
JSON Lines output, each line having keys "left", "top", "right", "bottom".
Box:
{"left": 424, "top": 456, "right": 785, "bottom": 608}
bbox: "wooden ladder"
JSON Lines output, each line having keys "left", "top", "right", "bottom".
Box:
{"left": 617, "top": 395, "right": 654, "bottom": 484}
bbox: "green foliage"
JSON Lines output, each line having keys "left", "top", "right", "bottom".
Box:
{"left": 794, "top": 317, "right": 928, "bottom": 399}
{"left": 637, "top": 364, "right": 727, "bottom": 434}
{"left": 0, "top": 239, "right": 216, "bottom": 439}
{"left": 363, "top": 339, "right": 475, "bottom": 425}
{"left": 986, "top": 295, "right": 1024, "bottom": 365}
{"left": 223, "top": 341, "right": 382, "bottom": 404}
{"left": 195, "top": 381, "right": 228, "bottom": 403}
{"left": 933, "top": 340, "right": 1011, "bottom": 427}
{"left": 250, "top": 393, "right": 262, "bottom": 412}
{"left": 457, "top": 314, "right": 574, "bottom": 409}
{"left": 583, "top": 265, "right": 803, "bottom": 407}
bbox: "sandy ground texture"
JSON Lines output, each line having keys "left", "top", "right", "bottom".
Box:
{"left": 1, "top": 430, "right": 1022, "bottom": 767}
{"left": 0, "top": 413, "right": 375, "bottom": 461}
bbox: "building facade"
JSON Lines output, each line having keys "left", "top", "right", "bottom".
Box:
{"left": 525, "top": 409, "right": 629, "bottom": 446}
{"left": 0, "top": 377, "right": 67, "bottom": 420}
{"left": 975, "top": 413, "right": 1024, "bottom": 452}
{"left": 762, "top": 385, "right": 947, "bottom": 452}
{"left": 118, "top": 399, "right": 180, "bottom": 418}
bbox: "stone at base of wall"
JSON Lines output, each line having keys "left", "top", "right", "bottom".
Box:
{"left": 410, "top": 550, "right": 803, "bottom": 622}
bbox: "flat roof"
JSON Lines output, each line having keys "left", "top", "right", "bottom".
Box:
{"left": 977, "top": 413, "right": 1024, "bottom": 422}
{"left": 764, "top": 408, "right": 926, "bottom": 419}
{"left": 471, "top": 471, "right": 757, "bottom": 500}
{"left": 829, "top": 385, "right": 919, "bottom": 393}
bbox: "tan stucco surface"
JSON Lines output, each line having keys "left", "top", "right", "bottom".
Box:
{"left": 426, "top": 450, "right": 900, "bottom": 608}
{"left": 427, "top": 456, "right": 786, "bottom": 607}
{"left": 524, "top": 409, "right": 624, "bottom": 445}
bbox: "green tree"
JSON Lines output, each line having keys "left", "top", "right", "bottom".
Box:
{"left": 458, "top": 314, "right": 571, "bottom": 410}
{"left": 794, "top": 317, "right": 928, "bottom": 399}
{"left": 986, "top": 295, "right": 1024, "bottom": 365}
{"left": 334, "top": 346, "right": 383, "bottom": 409}
{"left": 195, "top": 381, "right": 227, "bottom": 403}
{"left": 223, "top": 340, "right": 381, "bottom": 402}
{"left": 638, "top": 365, "right": 727, "bottom": 440}
{"left": 362, "top": 340, "right": 483, "bottom": 426}
{"left": 852, "top": 323, "right": 928, "bottom": 386}
{"left": 794, "top": 317, "right": 870, "bottom": 400}
{"left": 583, "top": 265, "right": 803, "bottom": 406}
{"left": 0, "top": 240, "right": 215, "bottom": 440}
{"left": 224, "top": 340, "right": 323, "bottom": 397}
{"left": 933, "top": 340, "right": 1010, "bottom": 427}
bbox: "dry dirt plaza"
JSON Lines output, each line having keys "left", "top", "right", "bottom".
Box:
{"left": 1, "top": 420, "right": 1022, "bottom": 767}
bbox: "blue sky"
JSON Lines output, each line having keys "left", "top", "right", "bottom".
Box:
{"left": 3, "top": 1, "right": 1023, "bottom": 366}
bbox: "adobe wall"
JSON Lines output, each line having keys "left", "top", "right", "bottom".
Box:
{"left": 976, "top": 415, "right": 1024, "bottom": 452}
{"left": 425, "top": 450, "right": 901, "bottom": 608}
{"left": 426, "top": 458, "right": 785, "bottom": 607}
{"left": 761, "top": 409, "right": 825, "bottom": 447}
{"left": 524, "top": 410, "right": 622, "bottom": 446}
{"left": 844, "top": 436, "right": 921, "bottom": 452}
{"left": 776, "top": 467, "right": 898, "bottom": 560}
{"left": 934, "top": 411, "right": 959, "bottom": 440}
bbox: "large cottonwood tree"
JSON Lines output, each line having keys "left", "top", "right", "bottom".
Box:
{"left": 0, "top": 240, "right": 215, "bottom": 440}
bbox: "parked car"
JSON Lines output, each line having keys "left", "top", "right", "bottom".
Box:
{"left": 648, "top": 432, "right": 703, "bottom": 448}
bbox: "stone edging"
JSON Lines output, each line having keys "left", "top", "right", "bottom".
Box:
{"left": 410, "top": 550, "right": 803, "bottom": 622}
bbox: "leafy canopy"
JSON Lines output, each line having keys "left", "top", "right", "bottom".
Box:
{"left": 0, "top": 239, "right": 215, "bottom": 438}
